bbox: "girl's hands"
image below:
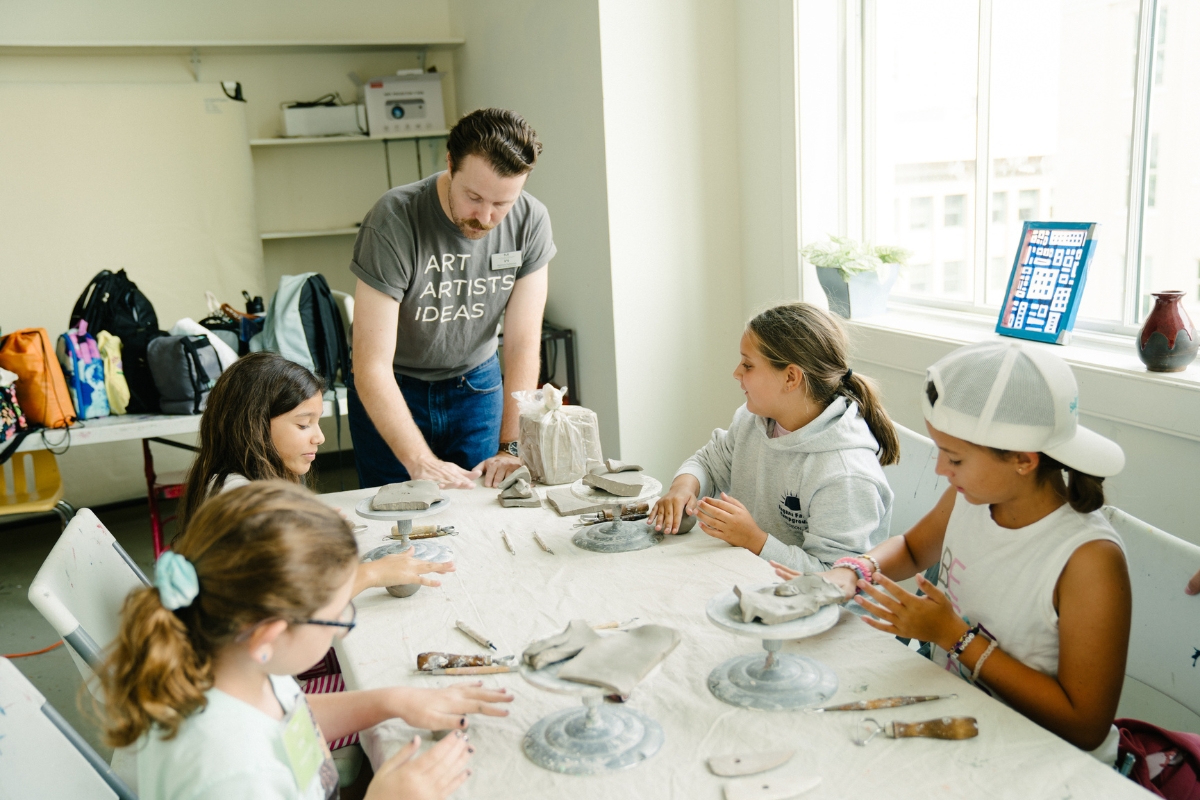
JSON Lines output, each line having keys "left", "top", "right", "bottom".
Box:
{"left": 696, "top": 493, "right": 768, "bottom": 554}
{"left": 392, "top": 682, "right": 513, "bottom": 732}
{"left": 854, "top": 573, "right": 968, "bottom": 649}
{"left": 770, "top": 560, "right": 859, "bottom": 601}
{"left": 366, "top": 732, "right": 472, "bottom": 800}
{"left": 649, "top": 477, "right": 700, "bottom": 534}
{"left": 367, "top": 549, "right": 456, "bottom": 591}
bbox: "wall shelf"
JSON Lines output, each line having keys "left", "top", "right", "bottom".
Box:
{"left": 261, "top": 227, "right": 360, "bottom": 240}
{"left": 250, "top": 131, "right": 450, "bottom": 147}
{"left": 0, "top": 40, "right": 464, "bottom": 56}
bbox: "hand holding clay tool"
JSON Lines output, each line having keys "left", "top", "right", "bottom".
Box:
{"left": 853, "top": 716, "right": 979, "bottom": 746}
{"left": 500, "top": 529, "right": 516, "bottom": 555}
{"left": 811, "top": 693, "right": 957, "bottom": 712}
{"left": 532, "top": 530, "right": 554, "bottom": 554}
{"left": 417, "top": 665, "right": 515, "bottom": 676}
{"left": 456, "top": 620, "right": 498, "bottom": 652}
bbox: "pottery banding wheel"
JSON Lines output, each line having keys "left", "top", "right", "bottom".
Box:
{"left": 572, "top": 520, "right": 662, "bottom": 553}
{"left": 519, "top": 660, "right": 664, "bottom": 774}
{"left": 704, "top": 586, "right": 839, "bottom": 710}
{"left": 354, "top": 497, "right": 453, "bottom": 595}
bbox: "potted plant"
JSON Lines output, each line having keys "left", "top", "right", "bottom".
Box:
{"left": 801, "top": 236, "right": 910, "bottom": 319}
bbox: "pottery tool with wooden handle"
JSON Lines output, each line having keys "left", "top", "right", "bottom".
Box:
{"left": 455, "top": 620, "right": 498, "bottom": 652}
{"left": 811, "top": 693, "right": 957, "bottom": 712}
{"left": 388, "top": 524, "right": 457, "bottom": 540}
{"left": 723, "top": 774, "right": 820, "bottom": 800}
{"left": 417, "top": 665, "right": 515, "bottom": 676}
{"left": 707, "top": 750, "right": 794, "bottom": 777}
{"left": 854, "top": 716, "right": 979, "bottom": 746}
{"left": 417, "top": 652, "right": 495, "bottom": 671}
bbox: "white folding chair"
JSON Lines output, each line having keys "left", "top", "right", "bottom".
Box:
{"left": 881, "top": 422, "right": 948, "bottom": 537}
{"left": 0, "top": 657, "right": 136, "bottom": 799}
{"left": 332, "top": 289, "right": 355, "bottom": 352}
{"left": 1102, "top": 506, "right": 1200, "bottom": 718}
{"left": 27, "top": 507, "right": 150, "bottom": 789}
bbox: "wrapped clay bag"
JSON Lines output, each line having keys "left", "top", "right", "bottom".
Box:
{"left": 514, "top": 383, "right": 603, "bottom": 485}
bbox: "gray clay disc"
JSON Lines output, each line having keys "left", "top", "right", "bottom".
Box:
{"left": 354, "top": 496, "right": 450, "bottom": 521}
{"left": 572, "top": 520, "right": 662, "bottom": 553}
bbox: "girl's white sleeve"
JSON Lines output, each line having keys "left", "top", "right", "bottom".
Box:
{"left": 759, "top": 476, "right": 887, "bottom": 571}
{"left": 674, "top": 425, "right": 736, "bottom": 499}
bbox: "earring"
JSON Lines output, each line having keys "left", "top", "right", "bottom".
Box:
{"left": 259, "top": 651, "right": 269, "bottom": 663}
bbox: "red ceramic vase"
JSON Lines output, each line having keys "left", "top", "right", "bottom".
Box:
{"left": 1137, "top": 291, "right": 1198, "bottom": 372}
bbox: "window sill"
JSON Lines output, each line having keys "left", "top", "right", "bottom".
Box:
{"left": 852, "top": 302, "right": 1200, "bottom": 391}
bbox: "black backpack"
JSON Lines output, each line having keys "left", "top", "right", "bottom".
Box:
{"left": 70, "top": 270, "right": 166, "bottom": 413}
{"left": 299, "top": 274, "right": 350, "bottom": 385}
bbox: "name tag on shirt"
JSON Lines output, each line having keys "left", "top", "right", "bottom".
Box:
{"left": 490, "top": 251, "right": 522, "bottom": 270}
{"left": 282, "top": 696, "right": 325, "bottom": 791}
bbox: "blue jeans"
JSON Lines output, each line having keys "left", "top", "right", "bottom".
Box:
{"left": 347, "top": 354, "right": 504, "bottom": 489}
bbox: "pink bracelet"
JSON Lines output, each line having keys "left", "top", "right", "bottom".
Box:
{"left": 833, "top": 557, "right": 872, "bottom": 583}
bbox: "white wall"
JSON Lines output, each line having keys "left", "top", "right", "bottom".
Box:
{"left": 448, "top": 0, "right": 622, "bottom": 459}
{"left": 596, "top": 0, "right": 747, "bottom": 481}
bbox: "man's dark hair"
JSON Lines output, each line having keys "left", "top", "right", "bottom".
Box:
{"left": 447, "top": 108, "right": 543, "bottom": 177}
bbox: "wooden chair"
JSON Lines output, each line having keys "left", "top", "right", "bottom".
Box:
{"left": 1102, "top": 506, "right": 1200, "bottom": 718}
{"left": 0, "top": 656, "right": 136, "bottom": 799}
{"left": 0, "top": 449, "right": 75, "bottom": 530}
{"left": 881, "top": 422, "right": 948, "bottom": 538}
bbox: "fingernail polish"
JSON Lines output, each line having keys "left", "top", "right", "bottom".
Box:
{"left": 468, "top": 747, "right": 475, "bottom": 754}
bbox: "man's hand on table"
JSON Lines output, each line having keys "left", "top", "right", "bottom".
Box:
{"left": 366, "top": 731, "right": 472, "bottom": 800}
{"left": 359, "top": 549, "right": 455, "bottom": 594}
{"left": 408, "top": 455, "right": 482, "bottom": 490}
{"left": 474, "top": 452, "right": 524, "bottom": 488}
{"left": 389, "top": 682, "right": 513, "bottom": 731}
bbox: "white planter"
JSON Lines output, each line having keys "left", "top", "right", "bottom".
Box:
{"left": 815, "top": 265, "right": 898, "bottom": 319}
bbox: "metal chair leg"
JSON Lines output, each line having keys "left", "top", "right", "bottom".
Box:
{"left": 54, "top": 500, "right": 76, "bottom": 531}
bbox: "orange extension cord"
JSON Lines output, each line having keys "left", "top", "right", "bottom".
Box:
{"left": 2, "top": 640, "right": 63, "bottom": 658}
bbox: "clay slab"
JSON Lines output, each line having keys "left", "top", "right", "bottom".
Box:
{"left": 556, "top": 624, "right": 681, "bottom": 699}
{"left": 523, "top": 620, "right": 600, "bottom": 670}
{"left": 707, "top": 750, "right": 795, "bottom": 777}
{"left": 498, "top": 465, "right": 532, "bottom": 491}
{"left": 546, "top": 487, "right": 620, "bottom": 516}
{"left": 582, "top": 470, "right": 646, "bottom": 497}
{"left": 371, "top": 480, "right": 443, "bottom": 511}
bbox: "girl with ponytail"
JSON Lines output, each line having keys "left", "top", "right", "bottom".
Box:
{"left": 648, "top": 302, "right": 898, "bottom": 572}
{"left": 101, "top": 481, "right": 511, "bottom": 800}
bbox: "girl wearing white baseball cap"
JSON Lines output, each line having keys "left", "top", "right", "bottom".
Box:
{"left": 774, "top": 339, "right": 1130, "bottom": 762}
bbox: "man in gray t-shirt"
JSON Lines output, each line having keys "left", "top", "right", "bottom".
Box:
{"left": 348, "top": 109, "right": 554, "bottom": 490}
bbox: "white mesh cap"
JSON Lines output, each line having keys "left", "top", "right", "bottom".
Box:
{"left": 921, "top": 340, "right": 1124, "bottom": 477}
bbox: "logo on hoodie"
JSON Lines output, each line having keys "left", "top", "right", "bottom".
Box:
{"left": 778, "top": 492, "right": 809, "bottom": 534}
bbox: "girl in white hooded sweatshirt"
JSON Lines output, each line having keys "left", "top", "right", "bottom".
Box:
{"left": 649, "top": 303, "right": 898, "bottom": 572}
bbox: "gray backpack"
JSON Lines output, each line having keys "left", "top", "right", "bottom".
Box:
{"left": 147, "top": 335, "right": 223, "bottom": 414}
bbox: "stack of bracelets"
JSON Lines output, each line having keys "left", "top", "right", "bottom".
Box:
{"left": 832, "top": 555, "right": 876, "bottom": 588}
{"left": 949, "top": 623, "right": 1000, "bottom": 684}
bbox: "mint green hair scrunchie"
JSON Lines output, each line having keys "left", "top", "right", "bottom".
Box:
{"left": 154, "top": 550, "right": 199, "bottom": 611}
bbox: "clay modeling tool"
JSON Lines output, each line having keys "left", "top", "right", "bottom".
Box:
{"left": 501, "top": 529, "right": 516, "bottom": 555}
{"left": 811, "top": 693, "right": 957, "bottom": 712}
{"left": 573, "top": 502, "right": 653, "bottom": 527}
{"left": 723, "top": 775, "right": 820, "bottom": 800}
{"left": 418, "top": 665, "right": 515, "bottom": 676}
{"left": 456, "top": 620, "right": 498, "bottom": 652}
{"left": 532, "top": 530, "right": 554, "bottom": 554}
{"left": 707, "top": 750, "right": 795, "bottom": 777}
{"left": 388, "top": 524, "right": 456, "bottom": 541}
{"left": 853, "top": 716, "right": 979, "bottom": 746}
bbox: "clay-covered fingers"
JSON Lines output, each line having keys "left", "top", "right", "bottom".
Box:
{"left": 649, "top": 496, "right": 684, "bottom": 534}
{"left": 769, "top": 560, "right": 801, "bottom": 581}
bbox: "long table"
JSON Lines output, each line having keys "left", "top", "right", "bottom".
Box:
{"left": 323, "top": 484, "right": 1149, "bottom": 799}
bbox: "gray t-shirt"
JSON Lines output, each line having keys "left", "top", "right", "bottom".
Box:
{"left": 349, "top": 172, "right": 556, "bottom": 381}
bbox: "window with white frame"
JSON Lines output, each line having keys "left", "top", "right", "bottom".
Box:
{"left": 798, "top": 0, "right": 1192, "bottom": 332}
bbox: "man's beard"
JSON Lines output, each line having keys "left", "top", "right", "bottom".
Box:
{"left": 448, "top": 185, "right": 495, "bottom": 240}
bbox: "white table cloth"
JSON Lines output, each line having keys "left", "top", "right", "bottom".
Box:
{"left": 323, "top": 484, "right": 1149, "bottom": 799}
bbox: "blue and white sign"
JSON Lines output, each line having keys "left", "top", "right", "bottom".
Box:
{"left": 996, "top": 221, "right": 1097, "bottom": 345}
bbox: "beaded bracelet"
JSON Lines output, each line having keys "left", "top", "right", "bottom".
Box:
{"left": 950, "top": 624, "right": 980, "bottom": 658}
{"left": 971, "top": 639, "right": 999, "bottom": 683}
{"left": 862, "top": 553, "right": 881, "bottom": 577}
{"left": 832, "top": 557, "right": 868, "bottom": 582}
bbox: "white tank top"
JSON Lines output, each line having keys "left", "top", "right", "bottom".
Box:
{"left": 931, "top": 492, "right": 1124, "bottom": 763}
